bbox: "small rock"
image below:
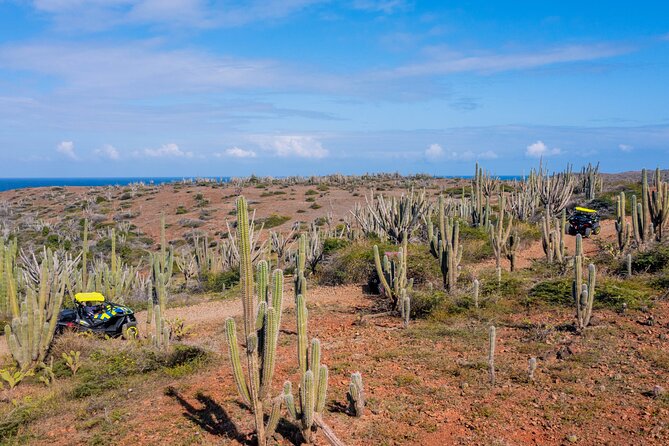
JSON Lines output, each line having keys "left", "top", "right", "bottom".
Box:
{"left": 460, "top": 382, "right": 469, "bottom": 390}
{"left": 653, "top": 385, "right": 666, "bottom": 398}
{"left": 567, "top": 434, "right": 578, "bottom": 443}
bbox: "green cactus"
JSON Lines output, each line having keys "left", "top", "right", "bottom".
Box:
{"left": 427, "top": 195, "right": 463, "bottom": 292}
{"left": 373, "top": 235, "right": 413, "bottom": 316}
{"left": 473, "top": 278, "right": 480, "bottom": 309}
{"left": 541, "top": 207, "right": 566, "bottom": 263}
{"left": 295, "top": 233, "right": 307, "bottom": 299}
{"left": 81, "top": 218, "right": 89, "bottom": 293}
{"left": 648, "top": 167, "right": 668, "bottom": 241}
{"left": 347, "top": 372, "right": 365, "bottom": 417}
{"left": 505, "top": 229, "right": 520, "bottom": 272}
{"left": 615, "top": 191, "right": 630, "bottom": 253}
{"left": 573, "top": 234, "right": 596, "bottom": 330}
{"left": 489, "top": 192, "right": 513, "bottom": 279}
{"left": 4, "top": 249, "right": 65, "bottom": 372}
{"left": 282, "top": 261, "right": 343, "bottom": 445}
{"left": 488, "top": 325, "right": 496, "bottom": 386}
{"left": 224, "top": 196, "right": 285, "bottom": 445}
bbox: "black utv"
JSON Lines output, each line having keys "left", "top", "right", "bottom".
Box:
{"left": 57, "top": 292, "right": 138, "bottom": 339}
{"left": 567, "top": 207, "right": 601, "bottom": 237}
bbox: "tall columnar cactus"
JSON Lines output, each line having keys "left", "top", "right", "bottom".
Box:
{"left": 580, "top": 162, "right": 600, "bottom": 201}
{"left": 648, "top": 167, "right": 669, "bottom": 241}
{"left": 81, "top": 218, "right": 89, "bottom": 292}
{"left": 473, "top": 279, "right": 480, "bottom": 309}
{"left": 541, "top": 207, "right": 566, "bottom": 263}
{"left": 615, "top": 192, "right": 630, "bottom": 253}
{"left": 283, "top": 293, "right": 343, "bottom": 445}
{"left": 373, "top": 236, "right": 413, "bottom": 317}
{"left": 347, "top": 372, "right": 365, "bottom": 417}
{"left": 488, "top": 325, "right": 496, "bottom": 386}
{"left": 573, "top": 234, "right": 596, "bottom": 330}
{"left": 427, "top": 195, "right": 463, "bottom": 292}
{"left": 149, "top": 214, "right": 174, "bottom": 348}
{"left": 357, "top": 188, "right": 428, "bottom": 244}
{"left": 295, "top": 233, "right": 307, "bottom": 299}
{"left": 1, "top": 238, "right": 18, "bottom": 318}
{"left": 4, "top": 249, "right": 65, "bottom": 372}
{"left": 225, "top": 197, "right": 285, "bottom": 445}
{"left": 505, "top": 229, "right": 520, "bottom": 272}
{"left": 632, "top": 169, "right": 652, "bottom": 244}
{"left": 536, "top": 162, "right": 574, "bottom": 219}
{"left": 489, "top": 193, "right": 513, "bottom": 279}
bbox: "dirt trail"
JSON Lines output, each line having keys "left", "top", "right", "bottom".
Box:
{"left": 475, "top": 218, "right": 618, "bottom": 272}
{"left": 0, "top": 285, "right": 360, "bottom": 358}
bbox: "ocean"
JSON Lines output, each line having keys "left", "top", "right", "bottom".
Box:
{"left": 0, "top": 177, "right": 229, "bottom": 192}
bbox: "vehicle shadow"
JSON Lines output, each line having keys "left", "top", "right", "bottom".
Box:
{"left": 166, "top": 387, "right": 250, "bottom": 444}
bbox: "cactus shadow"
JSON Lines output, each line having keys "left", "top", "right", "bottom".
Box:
{"left": 166, "top": 387, "right": 250, "bottom": 444}
{"left": 274, "top": 418, "right": 303, "bottom": 446}
{"left": 328, "top": 400, "right": 351, "bottom": 416}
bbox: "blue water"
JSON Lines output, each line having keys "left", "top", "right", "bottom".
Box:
{"left": 0, "top": 177, "right": 229, "bottom": 192}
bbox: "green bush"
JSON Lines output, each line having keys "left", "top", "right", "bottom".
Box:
{"left": 323, "top": 237, "right": 349, "bottom": 254}
{"left": 176, "top": 206, "right": 188, "bottom": 215}
{"left": 202, "top": 270, "right": 240, "bottom": 292}
{"left": 406, "top": 244, "right": 442, "bottom": 285}
{"left": 255, "top": 214, "right": 291, "bottom": 229}
{"left": 632, "top": 245, "right": 669, "bottom": 273}
{"left": 318, "top": 240, "right": 395, "bottom": 286}
{"left": 410, "top": 289, "right": 446, "bottom": 318}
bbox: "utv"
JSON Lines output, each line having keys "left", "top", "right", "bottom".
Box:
{"left": 57, "top": 292, "right": 138, "bottom": 339}
{"left": 567, "top": 207, "right": 601, "bottom": 237}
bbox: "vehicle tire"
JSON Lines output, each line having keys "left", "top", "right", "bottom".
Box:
{"left": 122, "top": 323, "right": 139, "bottom": 340}
{"left": 584, "top": 228, "right": 592, "bottom": 238}
{"left": 594, "top": 226, "right": 601, "bottom": 235}
{"left": 568, "top": 227, "right": 576, "bottom": 236}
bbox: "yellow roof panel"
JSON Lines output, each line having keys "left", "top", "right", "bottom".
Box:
{"left": 75, "top": 292, "right": 105, "bottom": 303}
{"left": 575, "top": 207, "right": 597, "bottom": 213}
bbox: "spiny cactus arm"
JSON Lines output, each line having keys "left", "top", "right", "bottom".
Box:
{"left": 373, "top": 245, "right": 392, "bottom": 297}
{"left": 283, "top": 381, "right": 299, "bottom": 420}
{"left": 583, "top": 263, "right": 596, "bottom": 326}
{"left": 6, "top": 253, "right": 19, "bottom": 318}
{"left": 348, "top": 372, "right": 365, "bottom": 417}
{"left": 255, "top": 301, "right": 266, "bottom": 331}
{"left": 260, "top": 307, "right": 277, "bottom": 400}
{"left": 257, "top": 260, "right": 269, "bottom": 303}
{"left": 300, "top": 370, "right": 315, "bottom": 435}
{"left": 488, "top": 325, "right": 496, "bottom": 386}
{"left": 296, "top": 294, "right": 309, "bottom": 376}
{"left": 315, "top": 365, "right": 328, "bottom": 414}
{"left": 265, "top": 395, "right": 283, "bottom": 440}
{"left": 271, "top": 269, "right": 283, "bottom": 331}
{"left": 225, "top": 318, "right": 251, "bottom": 406}
{"left": 310, "top": 338, "right": 321, "bottom": 393}
{"left": 237, "top": 196, "right": 255, "bottom": 338}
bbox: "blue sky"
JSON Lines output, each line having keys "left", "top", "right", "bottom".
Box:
{"left": 1, "top": 1, "right": 668, "bottom": 177}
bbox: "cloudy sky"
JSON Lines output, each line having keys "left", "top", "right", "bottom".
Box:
{"left": 1, "top": 1, "right": 668, "bottom": 177}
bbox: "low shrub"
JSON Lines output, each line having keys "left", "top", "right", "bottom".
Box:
{"left": 318, "top": 240, "right": 395, "bottom": 286}
{"left": 632, "top": 244, "right": 669, "bottom": 273}
{"left": 255, "top": 214, "right": 290, "bottom": 229}
{"left": 202, "top": 270, "right": 240, "bottom": 292}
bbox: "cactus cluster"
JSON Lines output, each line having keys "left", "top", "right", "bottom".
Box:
{"left": 225, "top": 196, "right": 285, "bottom": 445}
{"left": 648, "top": 167, "right": 668, "bottom": 241}
{"left": 541, "top": 208, "right": 566, "bottom": 263}
{"left": 536, "top": 163, "right": 574, "bottom": 219}
{"left": 580, "top": 162, "right": 601, "bottom": 201}
{"left": 149, "top": 214, "right": 174, "bottom": 348}
{"left": 427, "top": 195, "right": 463, "bottom": 292}
{"left": 347, "top": 372, "right": 365, "bottom": 417}
{"left": 0, "top": 238, "right": 18, "bottom": 318}
{"left": 471, "top": 162, "right": 496, "bottom": 227}
{"left": 356, "top": 188, "right": 428, "bottom": 244}
{"left": 4, "top": 248, "right": 66, "bottom": 372}
{"left": 373, "top": 236, "right": 413, "bottom": 323}
{"left": 489, "top": 192, "right": 513, "bottom": 280}
{"left": 632, "top": 169, "right": 652, "bottom": 244}
{"left": 615, "top": 191, "right": 630, "bottom": 253}
{"left": 573, "top": 234, "right": 596, "bottom": 330}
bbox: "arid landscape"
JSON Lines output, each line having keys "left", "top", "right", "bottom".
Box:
{"left": 1, "top": 168, "right": 668, "bottom": 446}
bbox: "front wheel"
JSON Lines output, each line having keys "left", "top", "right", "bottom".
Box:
{"left": 122, "top": 323, "right": 139, "bottom": 340}
{"left": 584, "top": 228, "right": 592, "bottom": 237}
{"left": 593, "top": 226, "right": 601, "bottom": 235}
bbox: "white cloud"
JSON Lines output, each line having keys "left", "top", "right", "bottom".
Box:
{"left": 425, "top": 143, "right": 444, "bottom": 160}
{"left": 525, "top": 140, "right": 561, "bottom": 158}
{"left": 351, "top": 0, "right": 411, "bottom": 14}
{"left": 140, "top": 143, "right": 193, "bottom": 158}
{"left": 94, "top": 144, "right": 120, "bottom": 160}
{"left": 56, "top": 140, "right": 78, "bottom": 160}
{"left": 376, "top": 44, "right": 633, "bottom": 79}
{"left": 254, "top": 135, "right": 328, "bottom": 158}
{"left": 219, "top": 147, "right": 257, "bottom": 158}
{"left": 619, "top": 143, "right": 633, "bottom": 152}
{"left": 478, "top": 150, "right": 499, "bottom": 160}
